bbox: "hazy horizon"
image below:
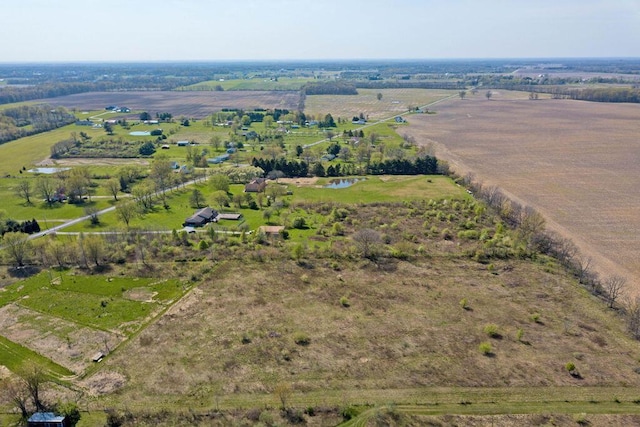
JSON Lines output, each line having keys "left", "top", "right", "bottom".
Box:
{"left": 1, "top": 0, "right": 638, "bottom": 63}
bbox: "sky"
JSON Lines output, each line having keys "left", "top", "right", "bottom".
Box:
{"left": 1, "top": 0, "right": 639, "bottom": 62}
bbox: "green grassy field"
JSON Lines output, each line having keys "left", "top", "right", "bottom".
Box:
{"left": 180, "top": 77, "right": 313, "bottom": 91}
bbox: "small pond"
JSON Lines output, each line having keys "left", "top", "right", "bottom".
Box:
{"left": 129, "top": 131, "right": 151, "bottom": 136}
{"left": 324, "top": 178, "right": 366, "bottom": 189}
{"left": 28, "top": 167, "right": 71, "bottom": 174}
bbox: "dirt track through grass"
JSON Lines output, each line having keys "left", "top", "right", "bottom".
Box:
{"left": 404, "top": 93, "right": 640, "bottom": 296}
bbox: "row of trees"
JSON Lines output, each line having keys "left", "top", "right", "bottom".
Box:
{"left": 0, "top": 105, "right": 76, "bottom": 144}
{"left": 460, "top": 174, "right": 634, "bottom": 328}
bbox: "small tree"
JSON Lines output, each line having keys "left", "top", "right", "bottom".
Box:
{"left": 105, "top": 178, "right": 121, "bottom": 201}
{"left": 459, "top": 90, "right": 467, "bottom": 99}
{"left": 189, "top": 189, "right": 205, "bottom": 208}
{"left": 376, "top": 92, "right": 383, "bottom": 101}
{"left": 15, "top": 180, "right": 33, "bottom": 205}
{"left": 273, "top": 382, "right": 292, "bottom": 410}
{"left": 115, "top": 202, "right": 138, "bottom": 229}
{"left": 352, "top": 228, "right": 382, "bottom": 260}
{"left": 604, "top": 275, "right": 627, "bottom": 308}
{"left": 2, "top": 231, "right": 32, "bottom": 267}
{"left": 485, "top": 90, "right": 493, "bottom": 100}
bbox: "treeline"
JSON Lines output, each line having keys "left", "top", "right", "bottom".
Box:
{"left": 251, "top": 155, "right": 439, "bottom": 179}
{"left": 354, "top": 81, "right": 464, "bottom": 90}
{"left": 251, "top": 158, "right": 309, "bottom": 178}
{"left": 0, "top": 78, "right": 204, "bottom": 105}
{"left": 538, "top": 87, "right": 640, "bottom": 103}
{"left": 457, "top": 173, "right": 639, "bottom": 337}
{"left": 366, "top": 156, "right": 438, "bottom": 175}
{"left": 0, "top": 218, "right": 41, "bottom": 236}
{"left": 302, "top": 81, "right": 358, "bottom": 95}
{"left": 0, "top": 105, "right": 76, "bottom": 144}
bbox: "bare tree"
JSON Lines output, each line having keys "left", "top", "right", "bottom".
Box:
{"left": 625, "top": 296, "right": 640, "bottom": 339}
{"left": 352, "top": 228, "right": 383, "bottom": 260}
{"left": 1, "top": 377, "right": 30, "bottom": 420}
{"left": 23, "top": 364, "right": 48, "bottom": 412}
{"left": 604, "top": 275, "right": 627, "bottom": 308}
{"left": 15, "top": 180, "right": 33, "bottom": 204}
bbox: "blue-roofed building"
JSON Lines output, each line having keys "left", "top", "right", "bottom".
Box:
{"left": 28, "top": 412, "right": 67, "bottom": 427}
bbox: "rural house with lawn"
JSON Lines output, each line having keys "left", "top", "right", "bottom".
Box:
{"left": 184, "top": 206, "right": 218, "bottom": 227}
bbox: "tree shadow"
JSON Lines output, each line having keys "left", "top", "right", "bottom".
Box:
{"left": 8, "top": 266, "right": 41, "bottom": 279}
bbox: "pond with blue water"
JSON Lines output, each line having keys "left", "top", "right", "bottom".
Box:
{"left": 324, "top": 178, "right": 366, "bottom": 189}
{"left": 28, "top": 167, "right": 71, "bottom": 174}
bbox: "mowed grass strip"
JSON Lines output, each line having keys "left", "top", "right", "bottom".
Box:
{"left": 0, "top": 335, "right": 73, "bottom": 379}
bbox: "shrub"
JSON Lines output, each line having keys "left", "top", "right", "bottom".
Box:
{"left": 258, "top": 411, "right": 275, "bottom": 426}
{"left": 530, "top": 313, "right": 541, "bottom": 323}
{"left": 565, "top": 362, "right": 576, "bottom": 372}
{"left": 479, "top": 341, "right": 493, "bottom": 355}
{"left": 516, "top": 328, "right": 525, "bottom": 342}
{"left": 340, "top": 296, "right": 350, "bottom": 307}
{"left": 441, "top": 228, "right": 453, "bottom": 240}
{"left": 459, "top": 298, "right": 469, "bottom": 310}
{"left": 483, "top": 324, "right": 500, "bottom": 338}
{"left": 294, "top": 332, "right": 310, "bottom": 346}
{"left": 292, "top": 217, "right": 307, "bottom": 229}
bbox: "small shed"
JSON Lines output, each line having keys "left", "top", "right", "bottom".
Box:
{"left": 92, "top": 352, "right": 105, "bottom": 363}
{"left": 28, "top": 412, "right": 67, "bottom": 427}
{"left": 216, "top": 213, "right": 243, "bottom": 221}
{"left": 177, "top": 140, "right": 190, "bottom": 146}
{"left": 258, "top": 225, "right": 285, "bottom": 237}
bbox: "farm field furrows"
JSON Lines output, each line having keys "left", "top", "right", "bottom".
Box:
{"left": 38, "top": 91, "right": 301, "bottom": 118}
{"left": 403, "top": 93, "right": 640, "bottom": 294}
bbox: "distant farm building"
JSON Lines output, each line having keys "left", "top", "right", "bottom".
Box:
{"left": 177, "top": 140, "right": 190, "bottom": 147}
{"left": 207, "top": 153, "right": 230, "bottom": 164}
{"left": 244, "top": 178, "right": 267, "bottom": 193}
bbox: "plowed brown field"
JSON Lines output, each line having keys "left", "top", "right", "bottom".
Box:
{"left": 404, "top": 93, "right": 640, "bottom": 295}
{"left": 40, "top": 90, "right": 300, "bottom": 118}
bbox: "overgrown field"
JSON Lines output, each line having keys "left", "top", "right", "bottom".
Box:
{"left": 402, "top": 92, "right": 640, "bottom": 295}
{"left": 79, "top": 195, "right": 640, "bottom": 424}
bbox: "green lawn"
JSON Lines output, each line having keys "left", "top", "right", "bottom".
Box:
{"left": 180, "top": 77, "right": 313, "bottom": 91}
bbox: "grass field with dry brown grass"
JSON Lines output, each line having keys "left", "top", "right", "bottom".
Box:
{"left": 39, "top": 91, "right": 300, "bottom": 118}
{"left": 77, "top": 198, "right": 640, "bottom": 421}
{"left": 305, "top": 88, "right": 455, "bottom": 121}
{"left": 403, "top": 92, "right": 640, "bottom": 296}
